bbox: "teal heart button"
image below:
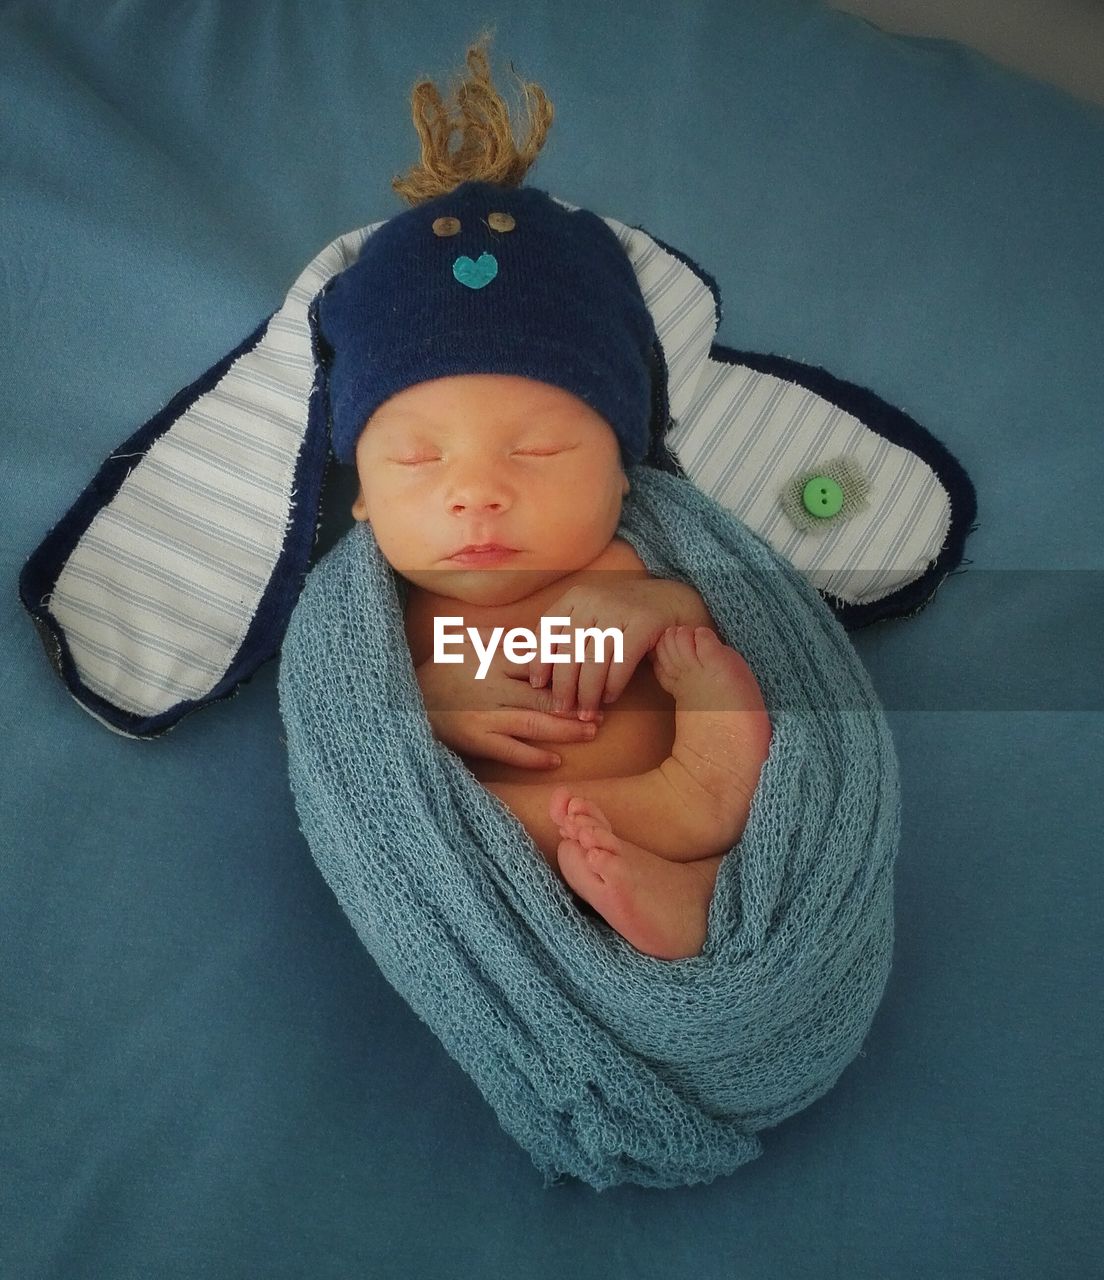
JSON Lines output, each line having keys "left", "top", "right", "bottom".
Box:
{"left": 452, "top": 252, "right": 498, "bottom": 289}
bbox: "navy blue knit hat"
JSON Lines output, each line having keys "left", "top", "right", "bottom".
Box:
{"left": 317, "top": 179, "right": 658, "bottom": 467}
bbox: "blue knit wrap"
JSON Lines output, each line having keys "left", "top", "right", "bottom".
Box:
{"left": 276, "top": 466, "right": 901, "bottom": 1191}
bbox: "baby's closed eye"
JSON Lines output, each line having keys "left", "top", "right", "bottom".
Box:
{"left": 391, "top": 445, "right": 573, "bottom": 464}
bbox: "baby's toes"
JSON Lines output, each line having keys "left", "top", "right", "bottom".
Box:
{"left": 566, "top": 795, "right": 613, "bottom": 832}
{"left": 557, "top": 837, "right": 609, "bottom": 892}
{"left": 692, "top": 626, "right": 723, "bottom": 656}
{"left": 676, "top": 624, "right": 711, "bottom": 662}
{"left": 652, "top": 625, "right": 692, "bottom": 689}
{"left": 576, "top": 820, "right": 622, "bottom": 856}
{"left": 654, "top": 625, "right": 680, "bottom": 662}
{"left": 548, "top": 785, "right": 577, "bottom": 828}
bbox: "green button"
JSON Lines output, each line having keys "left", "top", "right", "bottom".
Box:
{"left": 802, "top": 475, "right": 844, "bottom": 518}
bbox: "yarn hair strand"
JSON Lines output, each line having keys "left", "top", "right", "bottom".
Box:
{"left": 391, "top": 31, "right": 554, "bottom": 205}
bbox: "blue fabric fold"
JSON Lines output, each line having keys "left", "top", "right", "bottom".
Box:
{"left": 276, "top": 464, "right": 902, "bottom": 1190}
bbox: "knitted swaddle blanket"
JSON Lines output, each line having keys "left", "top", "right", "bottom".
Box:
{"left": 277, "top": 465, "right": 901, "bottom": 1191}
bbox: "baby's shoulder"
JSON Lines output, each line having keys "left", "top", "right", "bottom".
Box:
{"left": 601, "top": 536, "right": 650, "bottom": 575}
{"left": 605, "top": 537, "right": 718, "bottom": 630}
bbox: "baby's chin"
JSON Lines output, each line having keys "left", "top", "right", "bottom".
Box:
{"left": 398, "top": 564, "right": 569, "bottom": 608}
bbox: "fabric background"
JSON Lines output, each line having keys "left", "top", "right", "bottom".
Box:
{"left": 3, "top": 1, "right": 1101, "bottom": 1276}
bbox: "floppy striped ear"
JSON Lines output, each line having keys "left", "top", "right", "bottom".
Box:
{"left": 592, "top": 210, "right": 978, "bottom": 628}
{"left": 667, "top": 345, "right": 978, "bottom": 627}
{"left": 18, "top": 222, "right": 386, "bottom": 738}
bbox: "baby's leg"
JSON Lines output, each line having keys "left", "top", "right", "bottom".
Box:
{"left": 484, "top": 626, "right": 772, "bottom": 868}
{"left": 484, "top": 769, "right": 710, "bottom": 870}
{"left": 552, "top": 794, "right": 724, "bottom": 960}
{"left": 477, "top": 626, "right": 770, "bottom": 959}
{"left": 487, "top": 771, "right": 723, "bottom": 959}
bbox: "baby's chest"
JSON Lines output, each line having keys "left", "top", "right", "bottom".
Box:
{"left": 404, "top": 548, "right": 678, "bottom": 784}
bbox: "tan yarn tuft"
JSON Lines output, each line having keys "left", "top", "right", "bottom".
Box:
{"left": 391, "top": 30, "right": 554, "bottom": 206}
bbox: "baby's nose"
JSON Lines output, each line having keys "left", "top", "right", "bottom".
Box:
{"left": 447, "top": 472, "right": 512, "bottom": 513}
{"left": 449, "top": 495, "right": 507, "bottom": 514}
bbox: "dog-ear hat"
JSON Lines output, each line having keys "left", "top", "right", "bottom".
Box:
{"left": 18, "top": 43, "right": 976, "bottom": 738}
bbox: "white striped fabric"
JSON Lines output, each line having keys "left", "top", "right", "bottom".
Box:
{"left": 595, "top": 214, "right": 720, "bottom": 425}
{"left": 594, "top": 207, "right": 951, "bottom": 607}
{"left": 48, "top": 223, "right": 383, "bottom": 718}
{"left": 668, "top": 359, "right": 951, "bottom": 606}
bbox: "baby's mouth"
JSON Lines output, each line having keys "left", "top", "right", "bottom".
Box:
{"left": 447, "top": 544, "right": 520, "bottom": 566}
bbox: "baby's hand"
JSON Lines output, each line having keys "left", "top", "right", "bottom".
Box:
{"left": 522, "top": 577, "right": 694, "bottom": 719}
{"left": 414, "top": 644, "right": 602, "bottom": 770}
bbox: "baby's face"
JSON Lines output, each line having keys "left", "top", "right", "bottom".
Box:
{"left": 351, "top": 373, "right": 631, "bottom": 607}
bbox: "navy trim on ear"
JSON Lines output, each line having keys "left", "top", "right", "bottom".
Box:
{"left": 639, "top": 227, "right": 724, "bottom": 333}
{"left": 710, "top": 344, "right": 979, "bottom": 629}
{"left": 641, "top": 340, "right": 687, "bottom": 480}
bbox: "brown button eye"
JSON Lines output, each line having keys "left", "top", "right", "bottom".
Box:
{"left": 487, "top": 211, "right": 516, "bottom": 232}
{"left": 432, "top": 216, "right": 461, "bottom": 237}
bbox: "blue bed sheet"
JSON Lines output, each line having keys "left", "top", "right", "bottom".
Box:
{"left": 3, "top": 1, "right": 1102, "bottom": 1276}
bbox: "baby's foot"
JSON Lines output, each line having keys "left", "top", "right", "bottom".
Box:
{"left": 549, "top": 790, "right": 719, "bottom": 960}
{"left": 649, "top": 626, "right": 773, "bottom": 859}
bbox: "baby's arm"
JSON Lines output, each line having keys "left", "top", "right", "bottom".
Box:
{"left": 650, "top": 576, "right": 722, "bottom": 635}
{"left": 527, "top": 574, "right": 722, "bottom": 716}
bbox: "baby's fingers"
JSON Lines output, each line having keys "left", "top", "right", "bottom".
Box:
{"left": 497, "top": 652, "right": 536, "bottom": 682}
{"left": 486, "top": 735, "right": 565, "bottom": 770}
{"left": 508, "top": 710, "right": 600, "bottom": 744}
{"left": 599, "top": 635, "right": 653, "bottom": 705}
{"left": 527, "top": 659, "right": 553, "bottom": 690}
{"left": 483, "top": 711, "right": 597, "bottom": 771}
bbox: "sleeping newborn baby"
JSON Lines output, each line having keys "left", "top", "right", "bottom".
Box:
{"left": 274, "top": 54, "right": 900, "bottom": 1180}
{"left": 348, "top": 370, "right": 773, "bottom": 961}
{"left": 311, "top": 151, "right": 782, "bottom": 961}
